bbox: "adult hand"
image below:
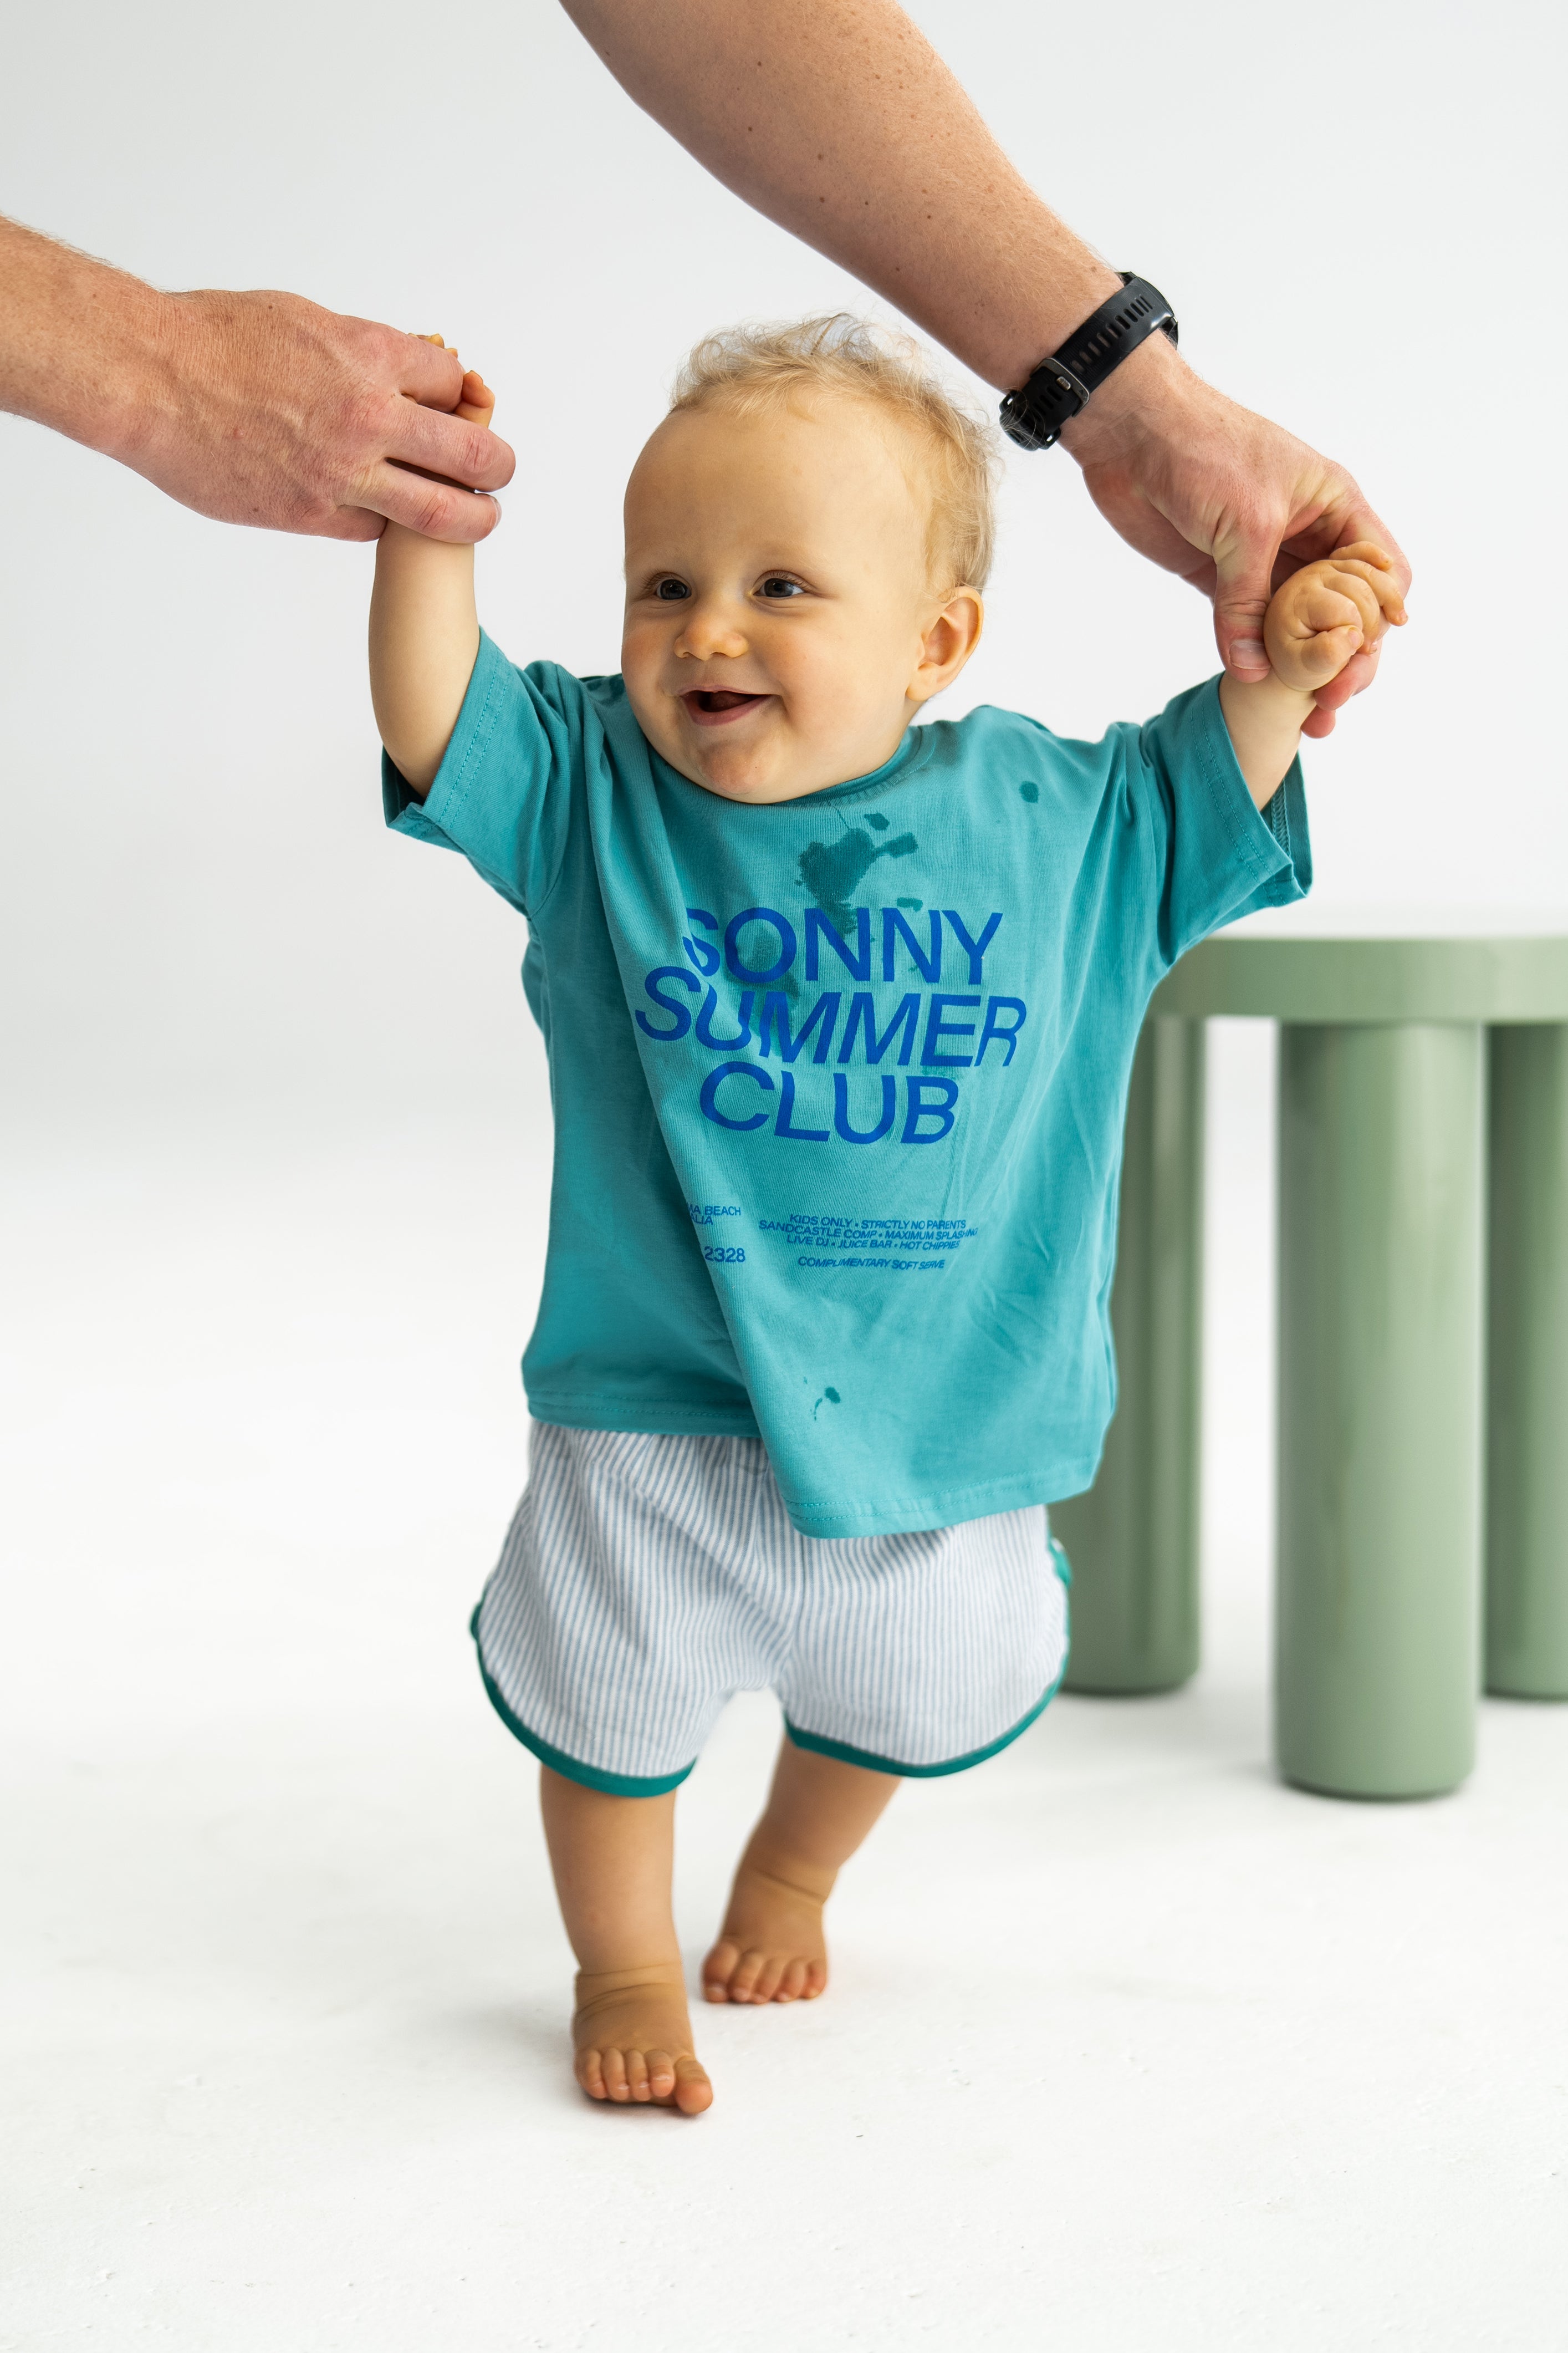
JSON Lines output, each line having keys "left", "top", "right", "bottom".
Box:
{"left": 1, "top": 220, "right": 514, "bottom": 542}
{"left": 1063, "top": 335, "right": 1409, "bottom": 737}
{"left": 128, "top": 289, "right": 517, "bottom": 542}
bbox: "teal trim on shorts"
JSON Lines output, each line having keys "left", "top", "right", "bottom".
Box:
{"left": 471, "top": 1612, "right": 696, "bottom": 1798}
{"left": 783, "top": 1539, "right": 1072, "bottom": 1780}
{"left": 468, "top": 1537, "right": 1071, "bottom": 1795}
{"left": 783, "top": 1666, "right": 1064, "bottom": 1780}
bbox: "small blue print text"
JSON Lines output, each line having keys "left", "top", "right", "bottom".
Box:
{"left": 689, "top": 1202, "right": 742, "bottom": 1226}
{"left": 763, "top": 1215, "right": 978, "bottom": 1252}
{"left": 797, "top": 1255, "right": 943, "bottom": 1272}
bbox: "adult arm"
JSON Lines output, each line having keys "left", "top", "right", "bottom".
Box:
{"left": 0, "top": 215, "right": 514, "bottom": 542}
{"left": 563, "top": 0, "right": 1407, "bottom": 732}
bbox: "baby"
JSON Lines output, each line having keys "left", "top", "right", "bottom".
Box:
{"left": 368, "top": 317, "right": 1404, "bottom": 2117}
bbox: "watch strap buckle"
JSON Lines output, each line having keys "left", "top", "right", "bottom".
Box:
{"left": 1001, "top": 274, "right": 1177, "bottom": 452}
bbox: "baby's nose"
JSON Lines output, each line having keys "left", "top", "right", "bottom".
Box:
{"left": 676, "top": 604, "right": 749, "bottom": 660}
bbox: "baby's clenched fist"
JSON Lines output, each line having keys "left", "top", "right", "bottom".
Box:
{"left": 1264, "top": 542, "right": 1407, "bottom": 692}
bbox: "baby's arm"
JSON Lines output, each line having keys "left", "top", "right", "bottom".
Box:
{"left": 1219, "top": 543, "right": 1407, "bottom": 809}
{"left": 368, "top": 350, "right": 495, "bottom": 797}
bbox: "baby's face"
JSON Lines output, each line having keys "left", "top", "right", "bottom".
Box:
{"left": 621, "top": 392, "right": 980, "bottom": 804}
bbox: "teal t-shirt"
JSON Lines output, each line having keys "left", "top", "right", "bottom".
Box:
{"left": 386, "top": 633, "right": 1309, "bottom": 1537}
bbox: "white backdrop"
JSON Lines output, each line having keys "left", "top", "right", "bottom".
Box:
{"left": 7, "top": 14, "right": 1568, "bottom": 2336}
{"left": 3, "top": 0, "right": 1564, "bottom": 1126}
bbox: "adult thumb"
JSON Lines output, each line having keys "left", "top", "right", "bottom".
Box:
{"left": 1212, "top": 531, "right": 1278, "bottom": 681}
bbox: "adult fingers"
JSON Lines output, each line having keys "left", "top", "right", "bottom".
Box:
{"left": 1311, "top": 638, "right": 1382, "bottom": 712}
{"left": 385, "top": 400, "right": 516, "bottom": 495}
{"left": 355, "top": 461, "right": 503, "bottom": 543}
{"left": 384, "top": 327, "right": 468, "bottom": 410}
{"left": 1211, "top": 522, "right": 1281, "bottom": 681}
{"left": 1302, "top": 641, "right": 1386, "bottom": 734}
{"left": 1286, "top": 497, "right": 1412, "bottom": 601}
{"left": 311, "top": 505, "right": 389, "bottom": 544}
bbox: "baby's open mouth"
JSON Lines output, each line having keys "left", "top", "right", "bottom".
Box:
{"left": 681, "top": 689, "right": 771, "bottom": 727}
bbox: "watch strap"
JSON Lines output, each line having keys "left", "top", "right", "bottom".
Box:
{"left": 1000, "top": 274, "right": 1178, "bottom": 452}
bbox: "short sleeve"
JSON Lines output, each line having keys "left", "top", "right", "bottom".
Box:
{"left": 381, "top": 632, "right": 583, "bottom": 917}
{"left": 1135, "top": 676, "right": 1312, "bottom": 967}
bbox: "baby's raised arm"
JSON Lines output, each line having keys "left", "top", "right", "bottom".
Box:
{"left": 368, "top": 349, "right": 494, "bottom": 796}
{"left": 1219, "top": 543, "right": 1407, "bottom": 809}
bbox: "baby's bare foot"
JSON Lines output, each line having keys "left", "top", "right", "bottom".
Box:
{"left": 702, "top": 1858, "right": 830, "bottom": 2005}
{"left": 573, "top": 1965, "right": 712, "bottom": 2114}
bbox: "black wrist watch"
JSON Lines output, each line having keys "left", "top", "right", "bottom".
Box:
{"left": 999, "top": 274, "right": 1178, "bottom": 452}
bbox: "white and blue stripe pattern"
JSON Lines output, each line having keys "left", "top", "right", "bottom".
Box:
{"left": 472, "top": 1422, "right": 1071, "bottom": 1794}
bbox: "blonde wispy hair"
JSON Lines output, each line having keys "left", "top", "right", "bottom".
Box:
{"left": 669, "top": 313, "right": 1000, "bottom": 593}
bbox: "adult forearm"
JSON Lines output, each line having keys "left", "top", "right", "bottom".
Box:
{"left": 0, "top": 217, "right": 168, "bottom": 461}
{"left": 0, "top": 213, "right": 514, "bottom": 541}
{"left": 558, "top": 0, "right": 1118, "bottom": 391}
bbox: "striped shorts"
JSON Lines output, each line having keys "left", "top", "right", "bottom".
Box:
{"left": 470, "top": 1422, "right": 1072, "bottom": 1796}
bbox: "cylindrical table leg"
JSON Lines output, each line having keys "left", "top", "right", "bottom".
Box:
{"left": 1486, "top": 1023, "right": 1568, "bottom": 1698}
{"left": 1054, "top": 1015, "right": 1205, "bottom": 1694}
{"left": 1276, "top": 1023, "right": 1483, "bottom": 1798}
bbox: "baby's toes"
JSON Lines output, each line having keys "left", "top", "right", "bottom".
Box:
{"left": 673, "top": 2056, "right": 714, "bottom": 2116}
{"left": 702, "top": 1938, "right": 742, "bottom": 2001}
{"left": 624, "top": 2047, "right": 652, "bottom": 2102}
{"left": 726, "top": 1948, "right": 771, "bottom": 2004}
{"left": 748, "top": 1952, "right": 791, "bottom": 2004}
{"left": 578, "top": 2045, "right": 608, "bottom": 2100}
{"left": 645, "top": 2049, "right": 677, "bottom": 2100}
{"left": 600, "top": 2045, "right": 632, "bottom": 2102}
{"left": 777, "top": 1957, "right": 810, "bottom": 2003}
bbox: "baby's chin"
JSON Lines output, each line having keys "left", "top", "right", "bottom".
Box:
{"left": 635, "top": 704, "right": 822, "bottom": 804}
{"left": 672, "top": 748, "right": 816, "bottom": 805}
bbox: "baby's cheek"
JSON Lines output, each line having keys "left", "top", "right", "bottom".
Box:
{"left": 790, "top": 628, "right": 891, "bottom": 733}
{"left": 620, "top": 639, "right": 670, "bottom": 744}
{"left": 620, "top": 624, "right": 658, "bottom": 691}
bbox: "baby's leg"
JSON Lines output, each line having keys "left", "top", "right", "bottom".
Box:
{"left": 539, "top": 1768, "right": 712, "bottom": 2115}
{"left": 703, "top": 1739, "right": 898, "bottom": 2005}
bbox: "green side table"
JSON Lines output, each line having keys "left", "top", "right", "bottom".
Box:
{"left": 1054, "top": 936, "right": 1568, "bottom": 1800}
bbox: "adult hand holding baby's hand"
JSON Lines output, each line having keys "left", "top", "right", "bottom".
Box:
{"left": 1220, "top": 541, "right": 1405, "bottom": 809}
{"left": 1062, "top": 339, "right": 1410, "bottom": 738}
{"left": 419, "top": 335, "right": 495, "bottom": 433}
{"left": 1263, "top": 542, "right": 1407, "bottom": 694}
{"left": 127, "top": 287, "right": 513, "bottom": 541}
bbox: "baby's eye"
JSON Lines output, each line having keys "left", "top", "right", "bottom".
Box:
{"left": 758, "top": 576, "right": 805, "bottom": 600}
{"left": 655, "top": 578, "right": 691, "bottom": 602}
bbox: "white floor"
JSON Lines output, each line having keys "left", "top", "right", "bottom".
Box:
{"left": 4, "top": 1045, "right": 1567, "bottom": 2352}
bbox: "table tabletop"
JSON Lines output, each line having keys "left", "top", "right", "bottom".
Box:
{"left": 1151, "top": 935, "right": 1568, "bottom": 1022}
